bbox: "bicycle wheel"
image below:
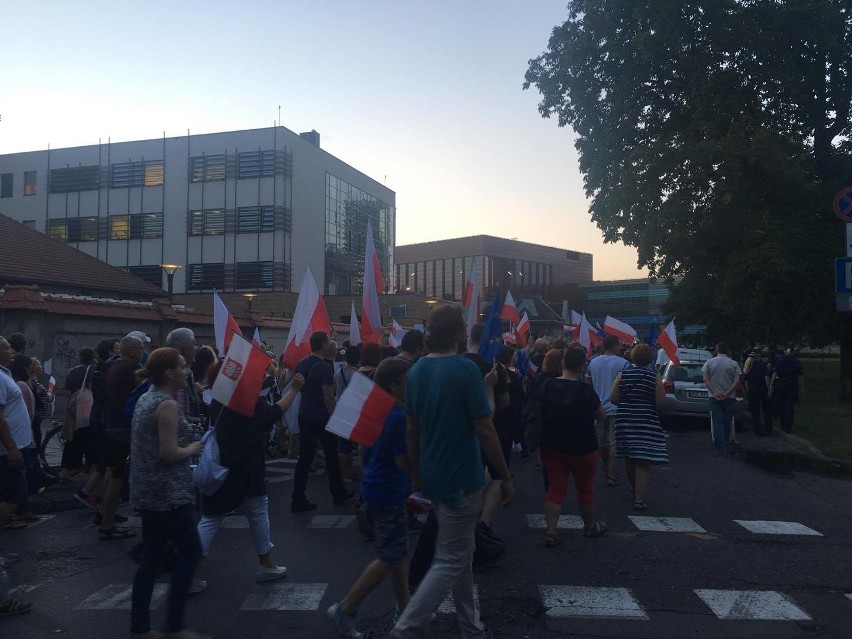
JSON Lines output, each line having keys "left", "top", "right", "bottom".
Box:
{"left": 39, "top": 425, "right": 65, "bottom": 477}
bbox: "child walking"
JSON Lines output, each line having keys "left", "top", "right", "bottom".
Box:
{"left": 327, "top": 358, "right": 411, "bottom": 638}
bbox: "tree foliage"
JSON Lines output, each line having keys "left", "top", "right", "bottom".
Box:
{"left": 525, "top": 0, "right": 852, "bottom": 345}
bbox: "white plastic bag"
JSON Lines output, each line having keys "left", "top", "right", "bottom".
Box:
{"left": 193, "top": 428, "right": 229, "bottom": 496}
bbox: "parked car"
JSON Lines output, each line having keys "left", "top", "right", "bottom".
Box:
{"left": 660, "top": 360, "right": 745, "bottom": 422}
{"left": 655, "top": 347, "right": 712, "bottom": 371}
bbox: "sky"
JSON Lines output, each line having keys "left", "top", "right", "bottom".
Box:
{"left": 0, "top": 0, "right": 646, "bottom": 281}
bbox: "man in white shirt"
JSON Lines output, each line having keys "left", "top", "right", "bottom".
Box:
{"left": 586, "top": 335, "right": 629, "bottom": 485}
{"left": 0, "top": 337, "right": 34, "bottom": 528}
{"left": 702, "top": 343, "right": 743, "bottom": 457}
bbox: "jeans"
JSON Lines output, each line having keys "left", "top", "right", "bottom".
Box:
{"left": 292, "top": 418, "right": 346, "bottom": 503}
{"left": 709, "top": 398, "right": 737, "bottom": 456}
{"left": 131, "top": 504, "right": 202, "bottom": 635}
{"left": 391, "top": 489, "right": 485, "bottom": 639}
{"left": 197, "top": 495, "right": 273, "bottom": 557}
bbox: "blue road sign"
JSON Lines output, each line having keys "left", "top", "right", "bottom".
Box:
{"left": 836, "top": 258, "right": 852, "bottom": 293}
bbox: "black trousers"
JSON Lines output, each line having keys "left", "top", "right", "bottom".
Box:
{"left": 292, "top": 418, "right": 346, "bottom": 502}
{"left": 747, "top": 393, "right": 773, "bottom": 435}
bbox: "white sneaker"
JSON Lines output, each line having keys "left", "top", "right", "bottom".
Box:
{"left": 187, "top": 577, "right": 207, "bottom": 595}
{"left": 256, "top": 565, "right": 288, "bottom": 583}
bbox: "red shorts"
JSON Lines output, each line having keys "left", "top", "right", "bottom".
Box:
{"left": 541, "top": 449, "right": 599, "bottom": 506}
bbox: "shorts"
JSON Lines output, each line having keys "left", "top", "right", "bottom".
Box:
{"left": 595, "top": 416, "right": 615, "bottom": 448}
{"left": 76, "top": 427, "right": 108, "bottom": 467}
{"left": 103, "top": 432, "right": 131, "bottom": 478}
{"left": 0, "top": 454, "right": 29, "bottom": 504}
{"left": 369, "top": 506, "right": 409, "bottom": 566}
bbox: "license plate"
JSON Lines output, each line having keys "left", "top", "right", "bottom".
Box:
{"left": 687, "top": 390, "right": 708, "bottom": 399}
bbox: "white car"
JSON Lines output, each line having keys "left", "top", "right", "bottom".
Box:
{"left": 660, "top": 359, "right": 745, "bottom": 422}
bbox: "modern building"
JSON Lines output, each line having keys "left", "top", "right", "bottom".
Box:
{"left": 394, "top": 235, "right": 593, "bottom": 302}
{"left": 0, "top": 126, "right": 395, "bottom": 298}
{"left": 577, "top": 277, "right": 678, "bottom": 340}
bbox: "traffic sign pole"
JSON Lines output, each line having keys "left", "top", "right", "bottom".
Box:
{"left": 847, "top": 223, "right": 852, "bottom": 258}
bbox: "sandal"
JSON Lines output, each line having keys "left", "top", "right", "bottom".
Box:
{"left": 584, "top": 522, "right": 608, "bottom": 538}
{"left": 99, "top": 526, "right": 137, "bottom": 541}
{"left": 0, "top": 597, "right": 32, "bottom": 617}
{"left": 544, "top": 532, "right": 561, "bottom": 548}
{"left": 633, "top": 502, "right": 648, "bottom": 511}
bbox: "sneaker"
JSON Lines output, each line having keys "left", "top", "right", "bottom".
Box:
{"left": 326, "top": 602, "right": 363, "bottom": 638}
{"left": 290, "top": 499, "right": 318, "bottom": 513}
{"left": 477, "top": 521, "right": 502, "bottom": 544}
{"left": 332, "top": 489, "right": 355, "bottom": 505}
{"left": 74, "top": 491, "right": 101, "bottom": 511}
{"left": 354, "top": 503, "right": 374, "bottom": 539}
{"left": 187, "top": 577, "right": 207, "bottom": 595}
{"left": 94, "top": 512, "right": 128, "bottom": 526}
{"left": 256, "top": 565, "right": 288, "bottom": 583}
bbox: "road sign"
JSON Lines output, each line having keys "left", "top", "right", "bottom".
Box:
{"left": 837, "top": 258, "right": 852, "bottom": 293}
{"left": 836, "top": 293, "right": 852, "bottom": 312}
{"left": 833, "top": 187, "right": 852, "bottom": 222}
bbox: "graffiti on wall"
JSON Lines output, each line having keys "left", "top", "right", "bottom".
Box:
{"left": 53, "top": 335, "right": 82, "bottom": 382}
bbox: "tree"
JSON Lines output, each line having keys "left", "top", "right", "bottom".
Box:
{"left": 525, "top": 0, "right": 852, "bottom": 395}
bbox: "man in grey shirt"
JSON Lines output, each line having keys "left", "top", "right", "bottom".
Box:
{"left": 702, "top": 343, "right": 742, "bottom": 457}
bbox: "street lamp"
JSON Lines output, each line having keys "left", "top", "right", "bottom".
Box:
{"left": 160, "top": 264, "right": 182, "bottom": 298}
{"left": 243, "top": 293, "right": 257, "bottom": 311}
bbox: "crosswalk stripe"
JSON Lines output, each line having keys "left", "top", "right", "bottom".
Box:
{"left": 79, "top": 583, "right": 168, "bottom": 610}
{"left": 525, "top": 514, "right": 583, "bottom": 530}
{"left": 733, "top": 520, "right": 822, "bottom": 536}
{"left": 628, "top": 516, "right": 707, "bottom": 533}
{"left": 694, "top": 589, "right": 811, "bottom": 620}
{"left": 540, "top": 585, "right": 648, "bottom": 620}
{"left": 307, "top": 515, "right": 354, "bottom": 529}
{"left": 437, "top": 584, "right": 480, "bottom": 614}
{"left": 239, "top": 582, "right": 329, "bottom": 611}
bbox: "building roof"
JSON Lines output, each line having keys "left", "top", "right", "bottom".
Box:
{"left": 0, "top": 214, "right": 164, "bottom": 298}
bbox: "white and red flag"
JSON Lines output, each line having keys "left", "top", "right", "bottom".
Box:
{"left": 213, "top": 291, "right": 242, "bottom": 355}
{"left": 47, "top": 375, "right": 56, "bottom": 395}
{"left": 349, "top": 301, "right": 362, "bottom": 346}
{"left": 282, "top": 266, "right": 332, "bottom": 371}
{"left": 603, "top": 315, "right": 638, "bottom": 344}
{"left": 389, "top": 320, "right": 406, "bottom": 348}
{"left": 656, "top": 320, "right": 680, "bottom": 366}
{"left": 325, "top": 372, "right": 396, "bottom": 447}
{"left": 500, "top": 289, "right": 521, "bottom": 325}
{"left": 361, "top": 220, "right": 386, "bottom": 344}
{"left": 502, "top": 332, "right": 517, "bottom": 345}
{"left": 252, "top": 327, "right": 263, "bottom": 349}
{"left": 462, "top": 257, "right": 480, "bottom": 341}
{"left": 516, "top": 311, "right": 530, "bottom": 347}
{"left": 578, "top": 312, "right": 594, "bottom": 352}
{"left": 211, "top": 334, "right": 271, "bottom": 418}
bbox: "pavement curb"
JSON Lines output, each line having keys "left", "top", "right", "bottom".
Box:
{"left": 740, "top": 433, "right": 852, "bottom": 478}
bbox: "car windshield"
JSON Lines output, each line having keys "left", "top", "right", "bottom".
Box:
{"left": 666, "top": 363, "right": 704, "bottom": 383}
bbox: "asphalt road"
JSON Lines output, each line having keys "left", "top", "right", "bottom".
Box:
{"left": 2, "top": 425, "right": 852, "bottom": 639}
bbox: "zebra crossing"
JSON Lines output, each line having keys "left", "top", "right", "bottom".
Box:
{"left": 66, "top": 580, "right": 847, "bottom": 622}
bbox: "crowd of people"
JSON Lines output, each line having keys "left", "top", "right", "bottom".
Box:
{"left": 0, "top": 317, "right": 808, "bottom": 637}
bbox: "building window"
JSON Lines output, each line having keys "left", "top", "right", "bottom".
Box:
{"left": 24, "top": 171, "right": 37, "bottom": 196}
{"left": 110, "top": 213, "right": 163, "bottom": 239}
{"left": 126, "top": 265, "right": 164, "bottom": 287}
{"left": 1, "top": 173, "right": 12, "bottom": 198}
{"left": 111, "top": 160, "right": 164, "bottom": 188}
{"left": 237, "top": 206, "right": 274, "bottom": 233}
{"left": 238, "top": 151, "right": 275, "bottom": 179}
{"left": 187, "top": 263, "right": 225, "bottom": 290}
{"left": 236, "top": 261, "right": 274, "bottom": 289}
{"left": 189, "top": 155, "right": 226, "bottom": 182}
{"left": 47, "top": 217, "right": 99, "bottom": 242}
{"left": 49, "top": 166, "right": 100, "bottom": 193}
{"left": 188, "top": 209, "right": 225, "bottom": 236}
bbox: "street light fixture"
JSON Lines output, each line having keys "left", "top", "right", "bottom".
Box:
{"left": 243, "top": 293, "right": 257, "bottom": 311}
{"left": 160, "top": 264, "right": 182, "bottom": 298}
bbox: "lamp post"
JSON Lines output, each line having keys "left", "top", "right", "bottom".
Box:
{"left": 160, "top": 264, "right": 182, "bottom": 299}
{"left": 243, "top": 293, "right": 257, "bottom": 311}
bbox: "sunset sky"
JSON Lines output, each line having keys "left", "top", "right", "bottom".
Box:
{"left": 0, "top": 0, "right": 647, "bottom": 281}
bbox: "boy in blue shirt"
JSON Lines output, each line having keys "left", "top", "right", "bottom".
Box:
{"left": 327, "top": 358, "right": 411, "bottom": 638}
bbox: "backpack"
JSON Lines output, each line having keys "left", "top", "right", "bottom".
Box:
{"left": 124, "top": 380, "right": 152, "bottom": 426}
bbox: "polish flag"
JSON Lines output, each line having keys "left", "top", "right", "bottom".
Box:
{"left": 349, "top": 302, "right": 362, "bottom": 346}
{"left": 656, "top": 320, "right": 680, "bottom": 367}
{"left": 211, "top": 334, "right": 271, "bottom": 418}
{"left": 360, "top": 220, "right": 386, "bottom": 344}
{"left": 282, "top": 266, "right": 332, "bottom": 371}
{"left": 570, "top": 310, "right": 583, "bottom": 326}
{"left": 252, "top": 327, "right": 263, "bottom": 349}
{"left": 578, "top": 312, "right": 594, "bottom": 352}
{"left": 500, "top": 289, "right": 521, "bottom": 325}
{"left": 462, "top": 257, "right": 480, "bottom": 340}
{"left": 48, "top": 375, "right": 56, "bottom": 395}
{"left": 516, "top": 311, "right": 530, "bottom": 347}
{"left": 389, "top": 320, "right": 406, "bottom": 348}
{"left": 603, "top": 315, "right": 638, "bottom": 344}
{"left": 213, "top": 291, "right": 242, "bottom": 355}
{"left": 325, "top": 372, "right": 396, "bottom": 446}
{"left": 502, "top": 331, "right": 517, "bottom": 345}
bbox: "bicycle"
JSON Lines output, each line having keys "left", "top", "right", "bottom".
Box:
{"left": 38, "top": 419, "right": 65, "bottom": 478}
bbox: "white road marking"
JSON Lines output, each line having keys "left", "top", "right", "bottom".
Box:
{"left": 694, "top": 589, "right": 811, "bottom": 620}
{"left": 438, "top": 584, "right": 480, "bottom": 614}
{"left": 540, "top": 585, "right": 648, "bottom": 620}
{"left": 628, "top": 516, "right": 707, "bottom": 533}
{"left": 525, "top": 514, "right": 584, "bottom": 530}
{"left": 734, "top": 520, "right": 822, "bottom": 536}
{"left": 79, "top": 583, "right": 168, "bottom": 610}
{"left": 27, "top": 514, "right": 57, "bottom": 527}
{"left": 307, "top": 515, "right": 355, "bottom": 529}
{"left": 239, "top": 582, "right": 329, "bottom": 611}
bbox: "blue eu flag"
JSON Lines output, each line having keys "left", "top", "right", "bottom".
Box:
{"left": 478, "top": 288, "right": 504, "bottom": 364}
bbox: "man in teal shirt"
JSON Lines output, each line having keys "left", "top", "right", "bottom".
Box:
{"left": 391, "top": 305, "right": 513, "bottom": 639}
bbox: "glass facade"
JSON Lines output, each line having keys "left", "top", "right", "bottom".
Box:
{"left": 324, "top": 173, "right": 395, "bottom": 295}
